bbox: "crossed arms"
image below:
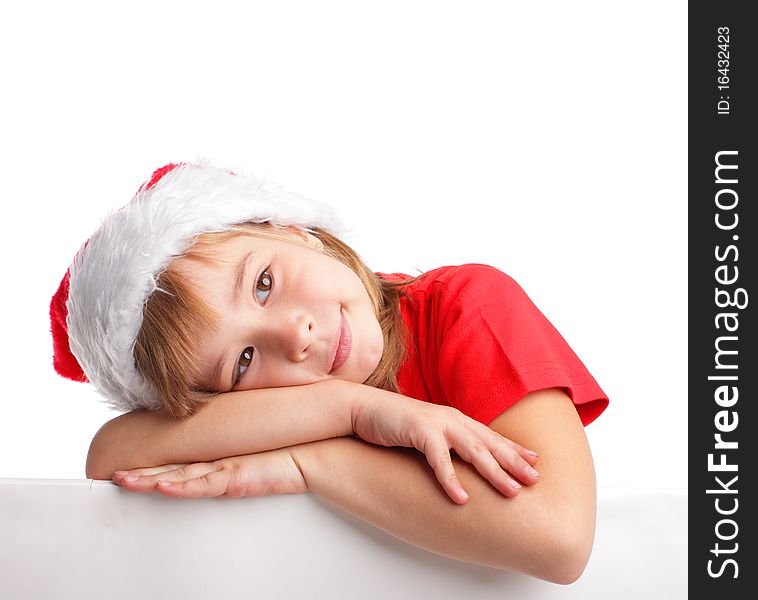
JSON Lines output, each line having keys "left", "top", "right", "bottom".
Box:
{"left": 86, "top": 380, "right": 596, "bottom": 584}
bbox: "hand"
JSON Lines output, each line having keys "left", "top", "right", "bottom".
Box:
{"left": 111, "top": 448, "right": 308, "bottom": 498}
{"left": 351, "top": 388, "right": 541, "bottom": 504}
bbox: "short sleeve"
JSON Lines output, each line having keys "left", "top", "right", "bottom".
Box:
{"left": 435, "top": 265, "right": 608, "bottom": 426}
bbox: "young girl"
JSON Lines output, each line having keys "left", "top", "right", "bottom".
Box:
{"left": 50, "top": 161, "right": 608, "bottom": 583}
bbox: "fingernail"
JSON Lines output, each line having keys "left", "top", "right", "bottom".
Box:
{"left": 113, "top": 471, "right": 127, "bottom": 477}
{"left": 125, "top": 475, "right": 140, "bottom": 482}
{"left": 157, "top": 480, "right": 172, "bottom": 487}
{"left": 527, "top": 467, "right": 540, "bottom": 478}
{"left": 526, "top": 450, "right": 539, "bottom": 457}
{"left": 460, "top": 489, "right": 469, "bottom": 500}
{"left": 510, "top": 480, "right": 522, "bottom": 489}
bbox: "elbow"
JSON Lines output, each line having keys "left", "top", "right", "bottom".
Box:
{"left": 541, "top": 531, "right": 593, "bottom": 585}
{"left": 85, "top": 420, "right": 118, "bottom": 480}
{"left": 85, "top": 441, "right": 111, "bottom": 481}
{"left": 498, "top": 516, "right": 594, "bottom": 585}
{"left": 85, "top": 464, "right": 110, "bottom": 481}
{"left": 85, "top": 409, "right": 168, "bottom": 479}
{"left": 85, "top": 455, "right": 112, "bottom": 481}
{"left": 531, "top": 521, "right": 595, "bottom": 585}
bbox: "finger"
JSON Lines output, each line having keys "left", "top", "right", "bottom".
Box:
{"left": 502, "top": 438, "right": 540, "bottom": 466}
{"left": 421, "top": 435, "right": 470, "bottom": 505}
{"left": 154, "top": 469, "right": 232, "bottom": 499}
{"left": 462, "top": 420, "right": 542, "bottom": 479}
{"left": 114, "top": 463, "right": 215, "bottom": 492}
{"left": 448, "top": 427, "right": 524, "bottom": 498}
{"left": 113, "top": 464, "right": 189, "bottom": 478}
{"left": 465, "top": 424, "right": 541, "bottom": 486}
{"left": 463, "top": 419, "right": 540, "bottom": 466}
{"left": 487, "top": 438, "right": 541, "bottom": 486}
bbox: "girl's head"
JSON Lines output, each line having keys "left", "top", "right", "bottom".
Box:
{"left": 51, "top": 162, "right": 413, "bottom": 416}
{"left": 136, "top": 222, "right": 406, "bottom": 417}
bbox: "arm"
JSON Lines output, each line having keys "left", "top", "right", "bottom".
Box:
{"left": 86, "top": 378, "right": 355, "bottom": 479}
{"left": 112, "top": 388, "right": 589, "bottom": 580}
{"left": 88, "top": 377, "right": 541, "bottom": 504}
{"left": 290, "top": 388, "right": 596, "bottom": 584}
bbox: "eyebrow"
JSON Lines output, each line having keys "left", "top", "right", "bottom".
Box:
{"left": 212, "top": 251, "right": 255, "bottom": 392}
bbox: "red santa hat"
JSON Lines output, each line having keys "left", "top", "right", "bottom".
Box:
{"left": 50, "top": 161, "right": 345, "bottom": 413}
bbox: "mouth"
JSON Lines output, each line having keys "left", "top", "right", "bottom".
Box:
{"left": 329, "top": 310, "right": 352, "bottom": 373}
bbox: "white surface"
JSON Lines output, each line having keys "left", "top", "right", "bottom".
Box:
{"left": 0, "top": 1, "right": 687, "bottom": 493}
{"left": 0, "top": 481, "right": 686, "bottom": 599}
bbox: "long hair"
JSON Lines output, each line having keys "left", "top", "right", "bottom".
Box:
{"left": 134, "top": 223, "right": 421, "bottom": 417}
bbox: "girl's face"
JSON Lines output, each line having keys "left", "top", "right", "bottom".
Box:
{"left": 172, "top": 228, "right": 384, "bottom": 393}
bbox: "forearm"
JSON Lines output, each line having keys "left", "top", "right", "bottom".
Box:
{"left": 86, "top": 378, "right": 360, "bottom": 479}
{"left": 290, "top": 434, "right": 594, "bottom": 584}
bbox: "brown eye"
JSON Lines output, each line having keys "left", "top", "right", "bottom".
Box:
{"left": 237, "top": 346, "right": 254, "bottom": 383}
{"left": 255, "top": 269, "right": 272, "bottom": 303}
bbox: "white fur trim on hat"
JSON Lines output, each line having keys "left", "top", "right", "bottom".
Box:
{"left": 66, "top": 161, "right": 345, "bottom": 413}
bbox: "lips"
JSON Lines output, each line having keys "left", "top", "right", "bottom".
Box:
{"left": 329, "top": 310, "right": 352, "bottom": 373}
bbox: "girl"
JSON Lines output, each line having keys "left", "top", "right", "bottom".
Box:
{"left": 50, "top": 161, "right": 608, "bottom": 584}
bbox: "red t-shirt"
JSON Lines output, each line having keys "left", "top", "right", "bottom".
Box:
{"left": 377, "top": 264, "right": 608, "bottom": 427}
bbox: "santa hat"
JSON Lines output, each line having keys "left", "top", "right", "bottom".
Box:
{"left": 50, "top": 161, "right": 345, "bottom": 413}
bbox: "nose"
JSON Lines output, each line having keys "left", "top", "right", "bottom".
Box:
{"left": 260, "top": 311, "right": 316, "bottom": 362}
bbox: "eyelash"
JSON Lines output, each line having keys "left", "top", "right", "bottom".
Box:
{"left": 234, "top": 267, "right": 273, "bottom": 387}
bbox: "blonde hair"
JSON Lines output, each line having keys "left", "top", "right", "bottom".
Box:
{"left": 134, "top": 223, "right": 421, "bottom": 417}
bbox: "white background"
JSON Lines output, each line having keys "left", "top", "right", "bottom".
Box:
{"left": 0, "top": 1, "right": 686, "bottom": 490}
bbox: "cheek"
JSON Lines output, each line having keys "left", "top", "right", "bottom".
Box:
{"left": 303, "top": 255, "right": 347, "bottom": 288}
{"left": 363, "top": 317, "right": 385, "bottom": 366}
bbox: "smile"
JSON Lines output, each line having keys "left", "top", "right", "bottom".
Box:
{"left": 330, "top": 310, "right": 352, "bottom": 373}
